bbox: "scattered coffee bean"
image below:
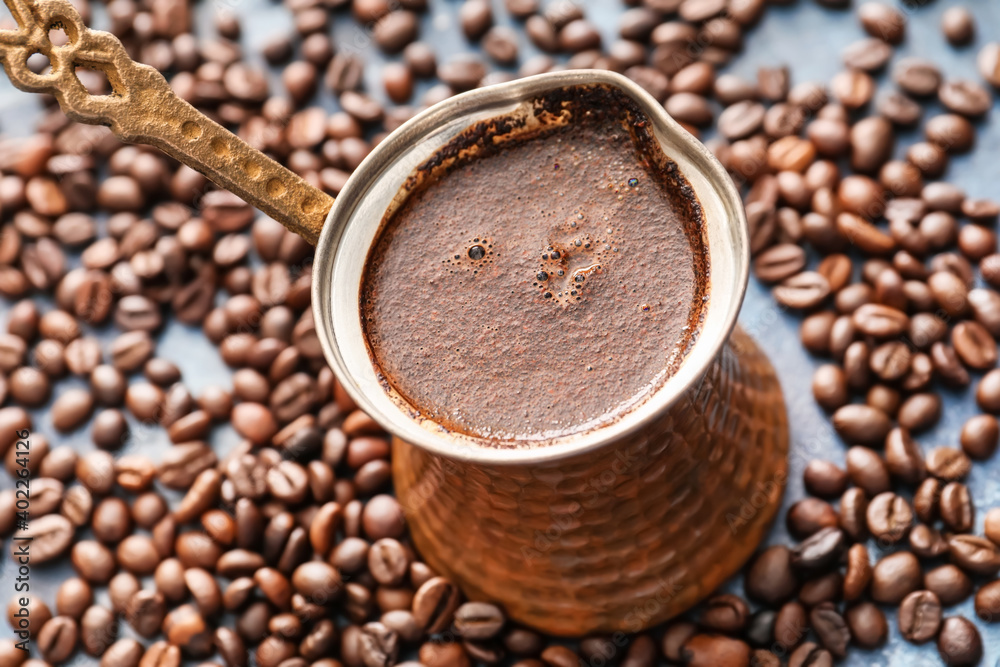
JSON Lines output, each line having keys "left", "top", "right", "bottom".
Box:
{"left": 745, "top": 545, "right": 798, "bottom": 605}
{"left": 949, "top": 535, "right": 1000, "bottom": 576}
{"left": 937, "top": 616, "right": 982, "bottom": 666}
{"left": 871, "top": 551, "right": 922, "bottom": 604}
{"left": 844, "top": 602, "right": 886, "bottom": 649}
{"left": 924, "top": 564, "right": 973, "bottom": 607}
{"left": 898, "top": 590, "right": 942, "bottom": 644}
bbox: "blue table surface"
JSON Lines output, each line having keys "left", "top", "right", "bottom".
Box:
{"left": 2, "top": 0, "right": 1000, "bottom": 664}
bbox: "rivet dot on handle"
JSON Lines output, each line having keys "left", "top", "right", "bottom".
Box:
{"left": 244, "top": 160, "right": 262, "bottom": 179}
{"left": 181, "top": 121, "right": 202, "bottom": 140}
{"left": 211, "top": 137, "right": 229, "bottom": 156}
{"left": 266, "top": 178, "right": 286, "bottom": 197}
{"left": 300, "top": 197, "right": 321, "bottom": 215}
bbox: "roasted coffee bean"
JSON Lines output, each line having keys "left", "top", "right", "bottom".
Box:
{"left": 808, "top": 602, "right": 848, "bottom": 658}
{"left": 924, "top": 565, "right": 972, "bottom": 607}
{"left": 927, "top": 447, "right": 971, "bottom": 481}
{"left": 413, "top": 577, "right": 461, "bottom": 634}
{"left": 158, "top": 442, "right": 217, "bottom": 489}
{"left": 359, "top": 621, "right": 399, "bottom": 667}
{"left": 898, "top": 590, "right": 942, "bottom": 644}
{"left": 940, "top": 482, "right": 974, "bottom": 533}
{"left": 771, "top": 600, "right": 808, "bottom": 652}
{"left": 117, "top": 534, "right": 160, "bottom": 575}
{"left": 786, "top": 498, "right": 839, "bottom": 538}
{"left": 757, "top": 65, "right": 789, "bottom": 102}
{"left": 839, "top": 488, "right": 869, "bottom": 541}
{"left": 745, "top": 545, "right": 798, "bottom": 605}
{"left": 92, "top": 408, "right": 128, "bottom": 450}
{"left": 932, "top": 342, "right": 971, "bottom": 386}
{"left": 894, "top": 58, "right": 941, "bottom": 96}
{"left": 871, "top": 551, "right": 921, "bottom": 604}
{"left": 16, "top": 514, "right": 73, "bottom": 563}
{"left": 6, "top": 596, "right": 50, "bottom": 640}
{"left": 38, "top": 616, "right": 78, "bottom": 663}
{"left": 942, "top": 6, "right": 975, "bottom": 44}
{"left": 985, "top": 508, "right": 1000, "bottom": 547}
{"left": 183, "top": 570, "right": 221, "bottom": 619}
{"left": 80, "top": 605, "right": 116, "bottom": 655}
{"left": 939, "top": 79, "right": 991, "bottom": 117}
{"left": 56, "top": 577, "right": 93, "bottom": 620}
{"left": 869, "top": 341, "right": 910, "bottom": 381}
{"left": 61, "top": 485, "right": 93, "bottom": 527}
{"left": 788, "top": 642, "right": 831, "bottom": 667}
{"left": 754, "top": 244, "right": 807, "bottom": 283}
{"left": 773, "top": 272, "right": 830, "bottom": 309}
{"left": 811, "top": 365, "right": 848, "bottom": 411}
{"left": 831, "top": 69, "right": 874, "bottom": 109}
{"left": 366, "top": 538, "right": 408, "bottom": 587}
{"left": 897, "top": 393, "right": 940, "bottom": 432}
{"left": 974, "top": 580, "right": 1000, "bottom": 622}
{"left": 800, "top": 312, "right": 835, "bottom": 355}
{"left": 842, "top": 346, "right": 870, "bottom": 393}
{"left": 952, "top": 320, "right": 997, "bottom": 369}
{"left": 834, "top": 408, "right": 892, "bottom": 447}
{"left": 858, "top": 1, "right": 905, "bottom": 43}
{"left": 141, "top": 640, "right": 181, "bottom": 667}
{"left": 745, "top": 610, "right": 776, "bottom": 648}
{"left": 362, "top": 495, "right": 405, "bottom": 539}
{"left": 911, "top": 524, "right": 949, "bottom": 560}
{"left": 866, "top": 492, "right": 912, "bottom": 543}
{"left": 802, "top": 460, "right": 848, "bottom": 498}
{"left": 76, "top": 451, "right": 115, "bottom": 496}
{"left": 845, "top": 447, "right": 890, "bottom": 495}
{"left": 452, "top": 602, "right": 505, "bottom": 640}
{"left": 926, "top": 113, "right": 976, "bottom": 152}
{"left": 949, "top": 535, "right": 1000, "bottom": 576}
{"left": 102, "top": 638, "right": 144, "bottom": 667}
{"left": 978, "top": 42, "right": 1000, "bottom": 88}
{"left": 884, "top": 428, "right": 926, "bottom": 484}
{"left": 678, "top": 634, "right": 751, "bottom": 667}
{"left": 791, "top": 527, "right": 845, "bottom": 574}
{"left": 937, "top": 616, "right": 982, "bottom": 666}
{"left": 799, "top": 571, "right": 842, "bottom": 607}
{"left": 92, "top": 496, "right": 132, "bottom": 544}
{"left": 162, "top": 603, "right": 210, "bottom": 653}
{"left": 978, "top": 368, "right": 1000, "bottom": 413}
{"left": 459, "top": 0, "right": 492, "bottom": 40}
{"left": 841, "top": 37, "right": 891, "bottom": 72}
{"left": 661, "top": 622, "right": 697, "bottom": 662}
{"left": 301, "top": 618, "right": 339, "bottom": 660}
{"left": 843, "top": 602, "right": 886, "bottom": 650}
{"left": 418, "top": 641, "right": 470, "bottom": 667}
{"left": 852, "top": 303, "right": 908, "bottom": 338}
{"left": 696, "top": 594, "right": 749, "bottom": 635}
{"left": 291, "top": 561, "right": 341, "bottom": 603}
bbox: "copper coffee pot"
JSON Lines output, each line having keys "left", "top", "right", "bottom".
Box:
{"left": 0, "top": 0, "right": 789, "bottom": 636}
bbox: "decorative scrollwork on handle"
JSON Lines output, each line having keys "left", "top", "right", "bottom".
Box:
{"left": 0, "top": 0, "right": 333, "bottom": 245}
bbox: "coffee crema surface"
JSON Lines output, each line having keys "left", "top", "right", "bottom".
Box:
{"left": 360, "top": 85, "right": 710, "bottom": 446}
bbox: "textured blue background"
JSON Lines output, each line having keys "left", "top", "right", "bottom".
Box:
{"left": 2, "top": 0, "right": 1000, "bottom": 664}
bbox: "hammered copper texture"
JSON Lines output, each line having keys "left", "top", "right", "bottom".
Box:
{"left": 0, "top": 0, "right": 333, "bottom": 243}
{"left": 393, "top": 326, "right": 789, "bottom": 636}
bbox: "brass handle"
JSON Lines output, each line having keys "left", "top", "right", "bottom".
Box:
{"left": 0, "top": 0, "right": 333, "bottom": 244}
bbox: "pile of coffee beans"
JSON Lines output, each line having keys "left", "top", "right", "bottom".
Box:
{"left": 1, "top": 0, "right": 999, "bottom": 665}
